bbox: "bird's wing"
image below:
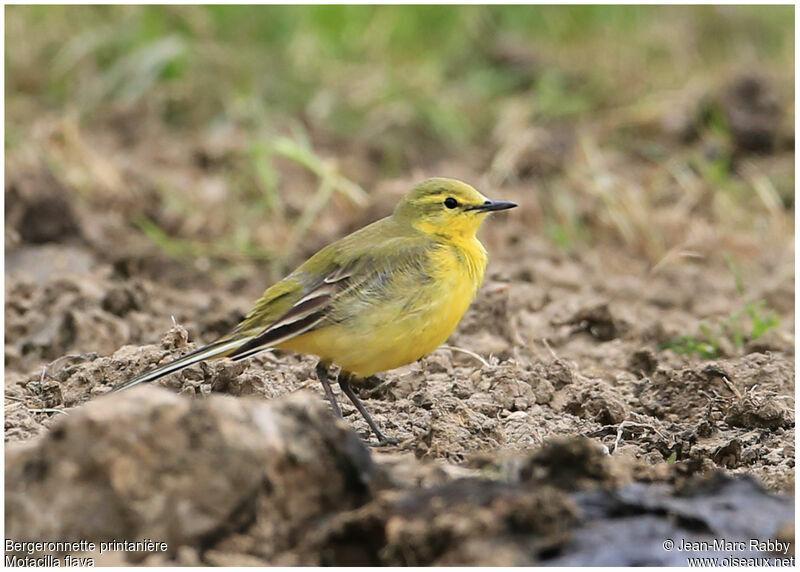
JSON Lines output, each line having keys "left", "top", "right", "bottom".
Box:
{"left": 226, "top": 265, "right": 354, "bottom": 358}
{"left": 226, "top": 234, "right": 431, "bottom": 360}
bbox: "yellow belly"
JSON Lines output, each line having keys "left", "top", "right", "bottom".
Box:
{"left": 278, "top": 240, "right": 486, "bottom": 377}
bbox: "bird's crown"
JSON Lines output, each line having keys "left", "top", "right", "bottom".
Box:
{"left": 393, "top": 178, "right": 515, "bottom": 239}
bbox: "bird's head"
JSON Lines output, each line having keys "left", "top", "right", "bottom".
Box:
{"left": 393, "top": 178, "right": 517, "bottom": 239}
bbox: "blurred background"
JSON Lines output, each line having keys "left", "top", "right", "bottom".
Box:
{"left": 5, "top": 5, "right": 795, "bottom": 369}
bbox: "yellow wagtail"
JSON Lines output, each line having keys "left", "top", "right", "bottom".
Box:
{"left": 117, "top": 178, "right": 517, "bottom": 443}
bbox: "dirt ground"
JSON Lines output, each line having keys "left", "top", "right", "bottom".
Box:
{"left": 4, "top": 70, "right": 795, "bottom": 564}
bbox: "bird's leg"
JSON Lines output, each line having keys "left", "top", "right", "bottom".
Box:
{"left": 338, "top": 371, "right": 397, "bottom": 446}
{"left": 315, "top": 360, "right": 342, "bottom": 418}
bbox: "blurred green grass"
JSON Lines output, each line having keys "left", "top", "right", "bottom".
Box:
{"left": 5, "top": 5, "right": 795, "bottom": 284}
{"left": 7, "top": 5, "right": 793, "bottom": 147}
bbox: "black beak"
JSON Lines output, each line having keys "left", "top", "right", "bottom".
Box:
{"left": 468, "top": 199, "right": 518, "bottom": 212}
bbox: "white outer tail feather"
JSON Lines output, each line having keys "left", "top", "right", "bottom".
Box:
{"left": 115, "top": 338, "right": 248, "bottom": 391}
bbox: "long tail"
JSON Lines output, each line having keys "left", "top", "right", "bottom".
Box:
{"left": 114, "top": 338, "right": 249, "bottom": 392}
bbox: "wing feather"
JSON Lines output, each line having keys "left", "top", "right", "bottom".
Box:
{"left": 227, "top": 222, "right": 434, "bottom": 360}
{"left": 226, "top": 265, "right": 354, "bottom": 358}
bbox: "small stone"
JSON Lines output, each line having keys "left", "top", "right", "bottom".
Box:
{"left": 160, "top": 325, "right": 190, "bottom": 350}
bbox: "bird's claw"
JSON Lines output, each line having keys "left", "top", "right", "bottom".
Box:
{"left": 370, "top": 435, "right": 400, "bottom": 447}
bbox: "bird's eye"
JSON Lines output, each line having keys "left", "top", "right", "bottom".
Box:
{"left": 444, "top": 197, "right": 459, "bottom": 209}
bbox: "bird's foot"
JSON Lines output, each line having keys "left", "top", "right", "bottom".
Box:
{"left": 369, "top": 434, "right": 400, "bottom": 447}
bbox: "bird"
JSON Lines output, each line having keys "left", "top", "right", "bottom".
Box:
{"left": 116, "top": 177, "right": 517, "bottom": 444}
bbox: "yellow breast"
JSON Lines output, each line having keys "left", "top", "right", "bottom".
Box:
{"left": 280, "top": 238, "right": 488, "bottom": 377}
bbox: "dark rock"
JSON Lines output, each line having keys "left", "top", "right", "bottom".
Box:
{"left": 722, "top": 75, "right": 782, "bottom": 153}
